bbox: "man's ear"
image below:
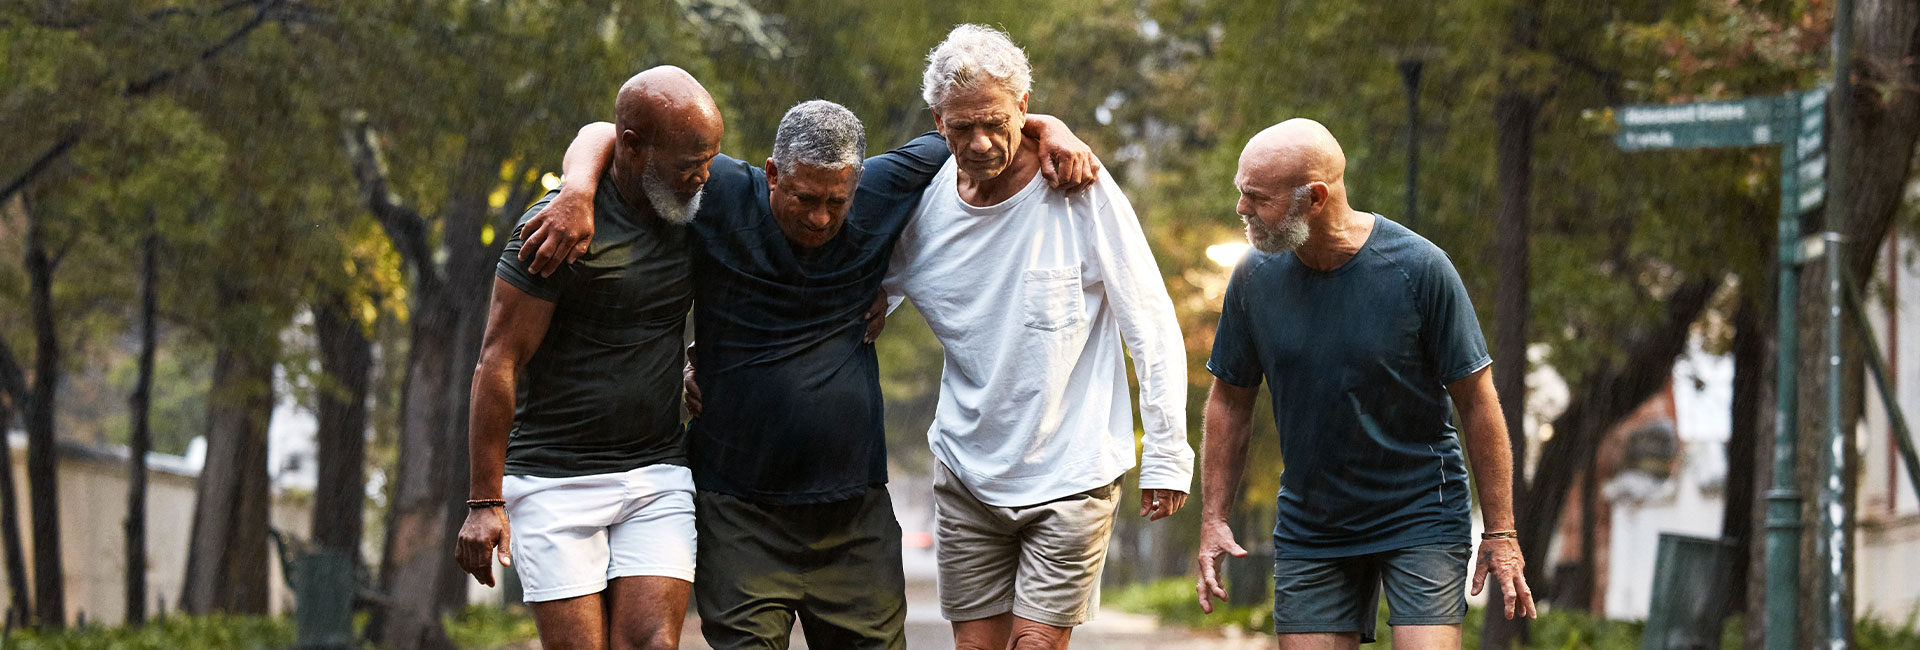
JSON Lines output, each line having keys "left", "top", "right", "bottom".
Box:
{"left": 1310, "top": 182, "right": 1330, "bottom": 210}
{"left": 931, "top": 108, "right": 946, "bottom": 133}
{"left": 764, "top": 158, "right": 780, "bottom": 189}
{"left": 620, "top": 128, "right": 647, "bottom": 159}
{"left": 1017, "top": 92, "right": 1030, "bottom": 114}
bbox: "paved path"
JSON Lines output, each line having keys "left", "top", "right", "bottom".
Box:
{"left": 672, "top": 547, "right": 1265, "bottom": 650}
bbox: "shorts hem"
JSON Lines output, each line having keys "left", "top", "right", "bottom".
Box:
{"left": 943, "top": 600, "right": 1014, "bottom": 622}
{"left": 1011, "top": 601, "right": 1091, "bottom": 628}
{"left": 1273, "top": 623, "right": 1367, "bottom": 634}
{"left": 1387, "top": 614, "right": 1466, "bottom": 626}
{"left": 521, "top": 580, "right": 607, "bottom": 603}
{"left": 608, "top": 564, "right": 695, "bottom": 584}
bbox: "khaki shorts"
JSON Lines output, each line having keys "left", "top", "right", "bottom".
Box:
{"left": 932, "top": 461, "right": 1122, "bottom": 627}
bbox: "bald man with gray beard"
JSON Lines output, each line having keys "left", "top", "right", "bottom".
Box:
{"left": 455, "top": 65, "right": 721, "bottom": 650}
{"left": 1195, "top": 119, "right": 1536, "bottom": 650}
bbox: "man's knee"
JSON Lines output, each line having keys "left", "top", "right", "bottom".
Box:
{"left": 612, "top": 626, "right": 677, "bottom": 650}
{"left": 1008, "top": 623, "right": 1071, "bottom": 650}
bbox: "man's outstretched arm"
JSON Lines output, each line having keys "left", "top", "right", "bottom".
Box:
{"left": 454, "top": 277, "right": 556, "bottom": 588}
{"left": 519, "top": 122, "right": 618, "bottom": 276}
{"left": 524, "top": 114, "right": 1104, "bottom": 275}
{"left": 1195, "top": 378, "right": 1256, "bottom": 614}
{"left": 1450, "top": 365, "right": 1537, "bottom": 620}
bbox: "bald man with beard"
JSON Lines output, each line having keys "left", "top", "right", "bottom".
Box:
{"left": 1195, "top": 119, "right": 1535, "bottom": 649}
{"left": 454, "top": 66, "right": 721, "bottom": 650}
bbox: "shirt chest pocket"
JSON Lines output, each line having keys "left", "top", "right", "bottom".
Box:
{"left": 1021, "top": 267, "right": 1085, "bottom": 332}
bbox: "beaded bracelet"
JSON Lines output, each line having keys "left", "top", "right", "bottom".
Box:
{"left": 466, "top": 499, "right": 506, "bottom": 509}
{"left": 1481, "top": 529, "right": 1519, "bottom": 540}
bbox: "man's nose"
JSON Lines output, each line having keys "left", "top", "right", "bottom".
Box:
{"left": 970, "top": 132, "right": 994, "bottom": 153}
{"left": 807, "top": 208, "right": 833, "bottom": 228}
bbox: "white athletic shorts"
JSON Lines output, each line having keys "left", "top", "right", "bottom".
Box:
{"left": 502, "top": 463, "right": 697, "bottom": 602}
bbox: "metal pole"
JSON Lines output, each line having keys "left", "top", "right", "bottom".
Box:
{"left": 1764, "top": 97, "right": 1803, "bottom": 650}
{"left": 1841, "top": 279, "right": 1920, "bottom": 503}
{"left": 1399, "top": 58, "right": 1423, "bottom": 230}
{"left": 1824, "top": 232, "right": 1849, "bottom": 650}
{"left": 1825, "top": 0, "right": 1855, "bottom": 644}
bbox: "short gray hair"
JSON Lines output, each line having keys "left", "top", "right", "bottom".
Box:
{"left": 920, "top": 24, "right": 1032, "bottom": 110}
{"left": 771, "top": 100, "right": 866, "bottom": 172}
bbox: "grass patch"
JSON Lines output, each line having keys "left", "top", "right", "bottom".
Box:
{"left": 2, "top": 614, "right": 293, "bottom": 650}
{"left": 444, "top": 604, "right": 539, "bottom": 649}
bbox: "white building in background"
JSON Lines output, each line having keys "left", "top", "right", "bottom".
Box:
{"left": 1857, "top": 235, "right": 1920, "bottom": 622}
{"left": 0, "top": 433, "right": 310, "bottom": 626}
{"left": 1578, "top": 233, "right": 1920, "bottom": 623}
{"left": 1601, "top": 345, "right": 1732, "bottom": 620}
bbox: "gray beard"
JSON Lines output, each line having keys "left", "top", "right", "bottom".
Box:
{"left": 1246, "top": 193, "right": 1310, "bottom": 253}
{"left": 642, "top": 167, "right": 703, "bottom": 225}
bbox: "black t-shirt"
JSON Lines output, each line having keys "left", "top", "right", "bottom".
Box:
{"left": 686, "top": 133, "right": 948, "bottom": 504}
{"left": 495, "top": 173, "right": 692, "bottom": 478}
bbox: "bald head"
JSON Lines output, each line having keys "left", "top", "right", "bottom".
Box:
{"left": 1233, "top": 119, "right": 1357, "bottom": 254}
{"left": 1239, "top": 118, "right": 1346, "bottom": 189}
{"left": 614, "top": 65, "right": 723, "bottom": 150}
{"left": 609, "top": 66, "right": 723, "bottom": 222}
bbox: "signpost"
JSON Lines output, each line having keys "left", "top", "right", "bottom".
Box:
{"left": 1611, "top": 86, "right": 1830, "bottom": 650}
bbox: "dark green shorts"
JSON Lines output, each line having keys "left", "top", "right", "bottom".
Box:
{"left": 694, "top": 487, "right": 906, "bottom": 650}
{"left": 1271, "top": 541, "right": 1471, "bottom": 643}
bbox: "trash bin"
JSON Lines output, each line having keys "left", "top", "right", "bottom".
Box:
{"left": 295, "top": 549, "right": 357, "bottom": 650}
{"left": 1642, "top": 533, "right": 1736, "bottom": 650}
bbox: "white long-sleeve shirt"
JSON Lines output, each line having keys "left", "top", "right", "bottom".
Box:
{"left": 884, "top": 159, "right": 1192, "bottom": 507}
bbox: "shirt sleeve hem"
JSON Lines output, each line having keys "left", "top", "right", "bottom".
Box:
{"left": 496, "top": 260, "right": 562, "bottom": 303}
{"left": 1205, "top": 360, "right": 1260, "bottom": 388}
{"left": 1440, "top": 356, "right": 1493, "bottom": 386}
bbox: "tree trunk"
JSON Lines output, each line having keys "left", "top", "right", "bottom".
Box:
{"left": 0, "top": 335, "right": 35, "bottom": 628}
{"left": 1481, "top": 85, "right": 1537, "bottom": 650}
{"left": 179, "top": 284, "right": 277, "bottom": 616}
{"left": 366, "top": 155, "right": 512, "bottom": 650}
{"left": 0, "top": 395, "right": 29, "bottom": 628}
{"left": 24, "top": 200, "right": 65, "bottom": 629}
{"left": 1788, "top": 0, "right": 1920, "bottom": 645}
{"left": 124, "top": 223, "right": 158, "bottom": 625}
{"left": 1722, "top": 279, "right": 1767, "bottom": 621}
{"left": 313, "top": 299, "right": 372, "bottom": 563}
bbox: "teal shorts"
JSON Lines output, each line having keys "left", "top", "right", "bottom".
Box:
{"left": 1272, "top": 541, "right": 1471, "bottom": 643}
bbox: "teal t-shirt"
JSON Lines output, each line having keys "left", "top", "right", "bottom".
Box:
{"left": 1207, "top": 215, "right": 1489, "bottom": 559}
{"left": 494, "top": 173, "right": 692, "bottom": 478}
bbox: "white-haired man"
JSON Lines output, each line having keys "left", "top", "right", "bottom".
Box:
{"left": 881, "top": 24, "right": 1193, "bottom": 650}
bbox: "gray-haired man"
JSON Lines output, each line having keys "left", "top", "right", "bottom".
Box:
{"left": 528, "top": 100, "right": 1100, "bottom": 649}
{"left": 882, "top": 25, "right": 1193, "bottom": 650}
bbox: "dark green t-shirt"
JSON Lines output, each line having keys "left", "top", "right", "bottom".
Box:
{"left": 1207, "top": 215, "right": 1489, "bottom": 559}
{"left": 495, "top": 173, "right": 692, "bottom": 478}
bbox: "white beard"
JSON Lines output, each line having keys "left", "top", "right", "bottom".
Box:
{"left": 1246, "top": 188, "right": 1310, "bottom": 253}
{"left": 642, "top": 166, "right": 703, "bottom": 225}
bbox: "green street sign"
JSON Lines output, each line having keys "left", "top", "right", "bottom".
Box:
{"left": 1613, "top": 97, "right": 1783, "bottom": 151}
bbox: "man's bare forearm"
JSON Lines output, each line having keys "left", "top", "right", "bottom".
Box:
{"left": 467, "top": 355, "right": 516, "bottom": 501}
{"left": 1023, "top": 113, "right": 1066, "bottom": 139}
{"left": 1454, "top": 370, "right": 1517, "bottom": 531}
{"left": 560, "top": 122, "right": 617, "bottom": 191}
{"left": 1200, "top": 381, "right": 1257, "bottom": 525}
